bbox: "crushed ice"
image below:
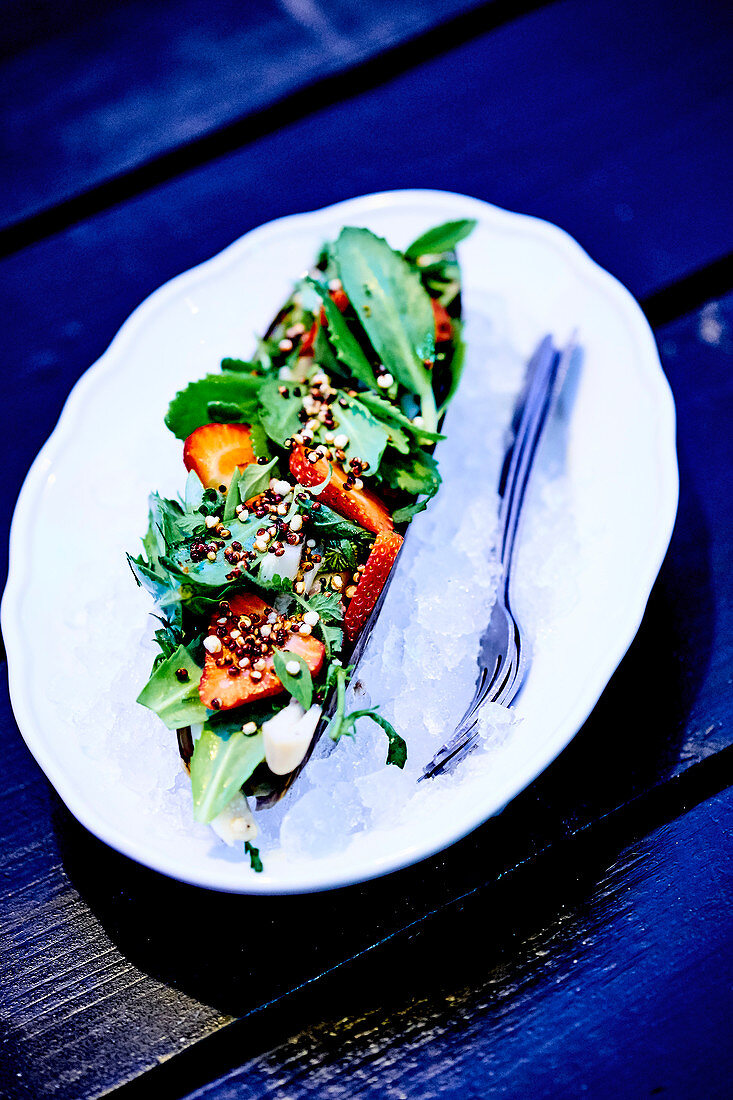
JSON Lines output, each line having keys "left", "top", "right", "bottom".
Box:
{"left": 65, "top": 301, "right": 576, "bottom": 863}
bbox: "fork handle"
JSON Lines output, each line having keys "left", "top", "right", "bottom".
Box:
{"left": 498, "top": 338, "right": 571, "bottom": 583}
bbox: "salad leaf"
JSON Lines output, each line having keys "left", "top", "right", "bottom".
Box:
{"left": 392, "top": 499, "right": 429, "bottom": 523}
{"left": 245, "top": 841, "right": 263, "bottom": 872}
{"left": 333, "top": 228, "right": 438, "bottom": 431}
{"left": 221, "top": 357, "right": 258, "bottom": 372}
{"left": 223, "top": 465, "right": 242, "bottom": 522}
{"left": 437, "top": 319, "right": 466, "bottom": 416}
{"left": 330, "top": 398, "right": 389, "bottom": 474}
{"left": 300, "top": 498, "right": 372, "bottom": 544}
{"left": 238, "top": 456, "right": 278, "bottom": 503}
{"left": 289, "top": 588, "right": 344, "bottom": 657}
{"left": 306, "top": 277, "right": 378, "bottom": 390}
{"left": 165, "top": 373, "right": 262, "bottom": 440}
{"left": 379, "top": 448, "right": 441, "bottom": 497}
{"left": 325, "top": 664, "right": 406, "bottom": 766}
{"left": 321, "top": 538, "right": 359, "bottom": 572}
{"left": 356, "top": 390, "right": 445, "bottom": 443}
{"left": 173, "top": 514, "right": 261, "bottom": 586}
{"left": 343, "top": 709, "right": 407, "bottom": 768}
{"left": 272, "top": 650, "right": 313, "bottom": 710}
{"left": 257, "top": 376, "right": 305, "bottom": 445}
{"left": 190, "top": 724, "right": 266, "bottom": 823}
{"left": 404, "top": 218, "right": 477, "bottom": 260}
{"left": 136, "top": 645, "right": 207, "bottom": 729}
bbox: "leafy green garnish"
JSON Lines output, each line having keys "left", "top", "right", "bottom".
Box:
{"left": 221, "top": 358, "right": 258, "bottom": 372}
{"left": 325, "top": 663, "right": 406, "bottom": 766}
{"left": 392, "top": 499, "right": 429, "bottom": 523}
{"left": 300, "top": 498, "right": 372, "bottom": 544}
{"left": 437, "top": 319, "right": 466, "bottom": 416}
{"left": 245, "top": 841, "right": 263, "bottom": 872}
{"left": 333, "top": 227, "right": 438, "bottom": 431}
{"left": 330, "top": 398, "right": 389, "bottom": 474}
{"left": 257, "top": 376, "right": 305, "bottom": 446}
{"left": 165, "top": 373, "right": 262, "bottom": 440}
{"left": 272, "top": 650, "right": 313, "bottom": 710}
{"left": 404, "top": 218, "right": 477, "bottom": 260}
{"left": 356, "top": 390, "right": 445, "bottom": 443}
{"left": 306, "top": 277, "right": 378, "bottom": 390}
{"left": 173, "top": 514, "right": 260, "bottom": 586}
{"left": 190, "top": 724, "right": 266, "bottom": 823}
{"left": 237, "top": 456, "right": 278, "bottom": 503}
{"left": 379, "top": 448, "right": 441, "bottom": 497}
{"left": 136, "top": 645, "right": 207, "bottom": 729}
{"left": 321, "top": 538, "right": 359, "bottom": 572}
{"left": 288, "top": 589, "right": 344, "bottom": 658}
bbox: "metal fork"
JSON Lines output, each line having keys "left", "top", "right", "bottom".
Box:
{"left": 419, "top": 334, "right": 575, "bottom": 780}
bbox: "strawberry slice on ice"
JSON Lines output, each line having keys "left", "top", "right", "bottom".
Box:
{"left": 344, "top": 531, "right": 403, "bottom": 641}
{"left": 290, "top": 446, "right": 394, "bottom": 534}
{"left": 183, "top": 423, "right": 257, "bottom": 490}
{"left": 199, "top": 593, "right": 325, "bottom": 710}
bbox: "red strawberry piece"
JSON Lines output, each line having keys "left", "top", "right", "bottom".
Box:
{"left": 300, "top": 318, "right": 320, "bottom": 356}
{"left": 183, "top": 423, "right": 257, "bottom": 490}
{"left": 289, "top": 445, "right": 394, "bottom": 535}
{"left": 344, "top": 531, "right": 403, "bottom": 641}
{"left": 431, "top": 296, "right": 453, "bottom": 344}
{"left": 199, "top": 592, "right": 325, "bottom": 710}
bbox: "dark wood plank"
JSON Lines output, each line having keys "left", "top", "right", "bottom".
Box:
{"left": 2, "top": 0, "right": 732, "bottom": 287}
{"left": 0, "top": 0, "right": 494, "bottom": 233}
{"left": 1, "top": 293, "right": 730, "bottom": 1099}
{"left": 179, "top": 784, "right": 733, "bottom": 1100}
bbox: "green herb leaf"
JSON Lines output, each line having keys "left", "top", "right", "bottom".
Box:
{"left": 221, "top": 358, "right": 258, "bottom": 372}
{"left": 207, "top": 401, "right": 249, "bottom": 423}
{"left": 223, "top": 465, "right": 242, "bottom": 522}
{"left": 245, "top": 841, "right": 263, "bottom": 872}
{"left": 330, "top": 398, "right": 389, "bottom": 474}
{"left": 404, "top": 219, "right": 477, "bottom": 260}
{"left": 306, "top": 277, "right": 378, "bottom": 390}
{"left": 257, "top": 376, "right": 305, "bottom": 446}
{"left": 437, "top": 319, "right": 466, "bottom": 416}
{"left": 333, "top": 228, "right": 438, "bottom": 430}
{"left": 323, "top": 664, "right": 406, "bottom": 765}
{"left": 392, "top": 499, "right": 429, "bottom": 523}
{"left": 379, "top": 448, "right": 441, "bottom": 497}
{"left": 173, "top": 514, "right": 261, "bottom": 586}
{"left": 357, "top": 390, "right": 445, "bottom": 443}
{"left": 165, "top": 374, "right": 262, "bottom": 440}
{"left": 238, "top": 456, "right": 278, "bottom": 502}
{"left": 272, "top": 650, "right": 313, "bottom": 710}
{"left": 300, "top": 498, "right": 372, "bottom": 543}
{"left": 136, "top": 645, "right": 207, "bottom": 729}
{"left": 190, "top": 725, "right": 266, "bottom": 823}
{"left": 344, "top": 709, "right": 407, "bottom": 767}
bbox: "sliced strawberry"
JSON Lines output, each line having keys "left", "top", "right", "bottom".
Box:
{"left": 289, "top": 445, "right": 394, "bottom": 534}
{"left": 183, "top": 423, "right": 256, "bottom": 490}
{"left": 300, "top": 318, "right": 319, "bottom": 356}
{"left": 431, "top": 296, "right": 453, "bottom": 343}
{"left": 344, "top": 531, "right": 403, "bottom": 641}
{"left": 199, "top": 592, "right": 325, "bottom": 710}
{"left": 329, "top": 287, "right": 349, "bottom": 313}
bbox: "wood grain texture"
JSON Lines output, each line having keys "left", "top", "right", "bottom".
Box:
{"left": 2, "top": 0, "right": 732, "bottom": 279}
{"left": 180, "top": 785, "right": 733, "bottom": 1100}
{"left": 0, "top": 0, "right": 492, "bottom": 231}
{"left": 1, "top": 296, "right": 731, "bottom": 1099}
{"left": 1, "top": 2, "right": 731, "bottom": 1092}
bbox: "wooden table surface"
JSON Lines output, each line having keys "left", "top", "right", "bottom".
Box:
{"left": 1, "top": 2, "right": 731, "bottom": 1097}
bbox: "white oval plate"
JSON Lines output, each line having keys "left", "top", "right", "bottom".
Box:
{"left": 2, "top": 190, "right": 677, "bottom": 893}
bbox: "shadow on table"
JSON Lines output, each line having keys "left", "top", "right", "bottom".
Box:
{"left": 53, "top": 463, "right": 715, "bottom": 1027}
